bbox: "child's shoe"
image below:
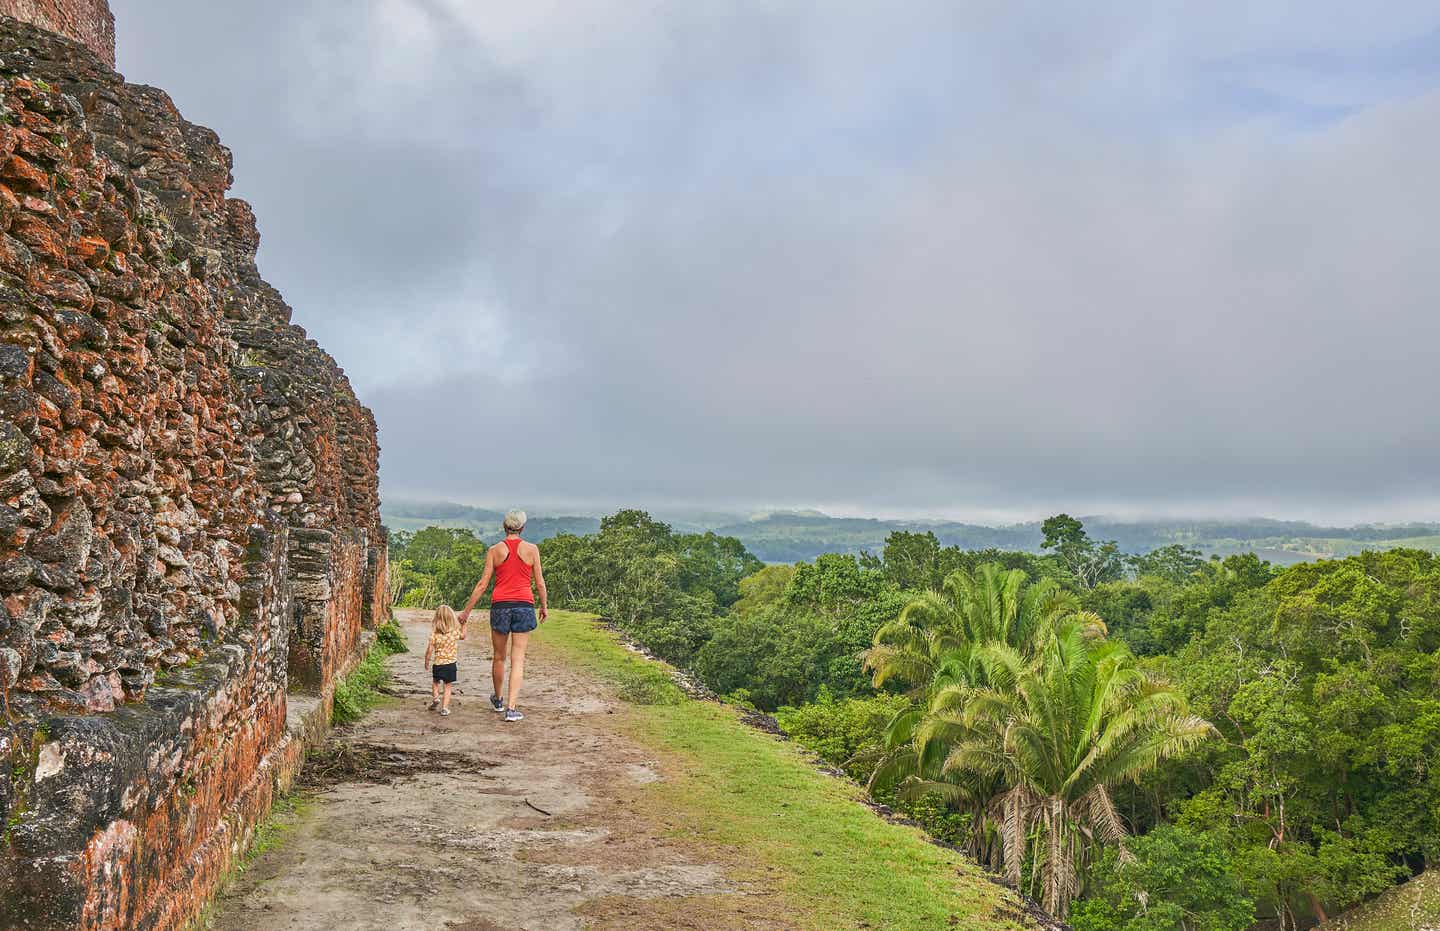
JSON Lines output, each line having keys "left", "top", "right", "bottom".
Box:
{"left": 428, "top": 698, "right": 440, "bottom": 712}
{"left": 440, "top": 707, "right": 451, "bottom": 716}
{"left": 504, "top": 708, "right": 524, "bottom": 723}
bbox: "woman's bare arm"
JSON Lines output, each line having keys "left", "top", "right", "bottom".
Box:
{"left": 532, "top": 545, "right": 549, "bottom": 621}
{"left": 457, "top": 547, "right": 497, "bottom": 632}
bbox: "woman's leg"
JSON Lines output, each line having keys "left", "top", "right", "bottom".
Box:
{"left": 491, "top": 629, "right": 508, "bottom": 699}
{"left": 506, "top": 632, "right": 530, "bottom": 710}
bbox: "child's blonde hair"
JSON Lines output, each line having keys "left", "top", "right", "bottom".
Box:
{"left": 433, "top": 605, "right": 459, "bottom": 635}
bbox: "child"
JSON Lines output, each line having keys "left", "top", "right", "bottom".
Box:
{"left": 423, "top": 605, "right": 462, "bottom": 715}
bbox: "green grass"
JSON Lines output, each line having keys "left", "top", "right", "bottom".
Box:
{"left": 238, "top": 793, "right": 309, "bottom": 871}
{"left": 330, "top": 629, "right": 404, "bottom": 725}
{"left": 536, "top": 610, "right": 1027, "bottom": 931}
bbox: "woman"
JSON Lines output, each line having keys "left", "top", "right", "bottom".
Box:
{"left": 458, "top": 510, "right": 548, "bottom": 722}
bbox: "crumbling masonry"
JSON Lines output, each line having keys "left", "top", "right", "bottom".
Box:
{"left": 0, "top": 7, "right": 388, "bottom": 928}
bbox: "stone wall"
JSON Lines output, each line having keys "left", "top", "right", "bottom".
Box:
{"left": 0, "top": 0, "right": 112, "bottom": 65}
{"left": 0, "top": 12, "right": 386, "bottom": 929}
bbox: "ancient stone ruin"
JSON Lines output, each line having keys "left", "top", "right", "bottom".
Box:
{"left": 0, "top": 5, "right": 388, "bottom": 928}
{"left": 0, "top": 0, "right": 112, "bottom": 65}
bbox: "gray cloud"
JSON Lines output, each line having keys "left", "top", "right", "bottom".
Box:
{"left": 111, "top": 0, "right": 1440, "bottom": 522}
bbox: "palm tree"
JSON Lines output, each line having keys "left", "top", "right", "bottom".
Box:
{"left": 942, "top": 621, "right": 1217, "bottom": 917}
{"left": 863, "top": 564, "right": 1082, "bottom": 696}
{"left": 858, "top": 565, "right": 1093, "bottom": 868}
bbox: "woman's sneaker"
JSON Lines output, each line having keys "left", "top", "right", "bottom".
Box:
{"left": 504, "top": 708, "right": 524, "bottom": 723}
{"left": 489, "top": 694, "right": 505, "bottom": 712}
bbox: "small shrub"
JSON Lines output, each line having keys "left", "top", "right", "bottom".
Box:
{"left": 331, "top": 646, "right": 391, "bottom": 725}
{"left": 375, "top": 619, "right": 408, "bottom": 654}
{"left": 616, "top": 668, "right": 685, "bottom": 706}
{"left": 775, "top": 689, "right": 910, "bottom": 782}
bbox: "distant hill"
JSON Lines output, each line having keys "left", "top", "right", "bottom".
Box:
{"left": 381, "top": 501, "right": 599, "bottom": 540}
{"left": 381, "top": 500, "right": 1440, "bottom": 565}
{"left": 714, "top": 515, "right": 1440, "bottom": 564}
{"left": 711, "top": 514, "right": 1035, "bottom": 562}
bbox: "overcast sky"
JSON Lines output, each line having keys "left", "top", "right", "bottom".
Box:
{"left": 110, "top": 1, "right": 1440, "bottom": 523}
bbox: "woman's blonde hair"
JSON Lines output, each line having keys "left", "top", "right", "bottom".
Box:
{"left": 433, "top": 605, "right": 459, "bottom": 634}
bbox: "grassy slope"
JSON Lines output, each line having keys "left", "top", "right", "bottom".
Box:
{"left": 1320, "top": 870, "right": 1440, "bottom": 931}
{"left": 537, "top": 610, "right": 1033, "bottom": 931}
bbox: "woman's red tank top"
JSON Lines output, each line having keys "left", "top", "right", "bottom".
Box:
{"left": 491, "top": 538, "right": 535, "bottom": 604}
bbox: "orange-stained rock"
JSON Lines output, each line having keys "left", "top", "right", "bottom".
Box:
{"left": 1, "top": 152, "right": 50, "bottom": 192}
{"left": 0, "top": 0, "right": 114, "bottom": 64}
{"left": 0, "top": 11, "right": 388, "bottom": 931}
{"left": 72, "top": 234, "right": 108, "bottom": 266}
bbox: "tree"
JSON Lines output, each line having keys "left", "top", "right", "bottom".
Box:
{"left": 539, "top": 533, "right": 607, "bottom": 607}
{"left": 695, "top": 608, "right": 845, "bottom": 709}
{"left": 882, "top": 531, "right": 944, "bottom": 591}
{"left": 434, "top": 534, "right": 489, "bottom": 608}
{"left": 1072, "top": 824, "right": 1254, "bottom": 931}
{"left": 861, "top": 564, "right": 1095, "bottom": 869}
{"left": 1041, "top": 514, "right": 1125, "bottom": 589}
{"left": 864, "top": 563, "right": 1082, "bottom": 697}
{"left": 787, "top": 552, "right": 890, "bottom": 616}
{"left": 1168, "top": 549, "right": 1440, "bottom": 927}
{"left": 730, "top": 564, "right": 796, "bottom": 616}
{"left": 1128, "top": 545, "right": 1207, "bottom": 584}
{"left": 403, "top": 526, "right": 481, "bottom": 574}
{"left": 949, "top": 625, "right": 1216, "bottom": 917}
{"left": 675, "top": 532, "right": 763, "bottom": 608}
{"left": 1042, "top": 514, "right": 1089, "bottom": 551}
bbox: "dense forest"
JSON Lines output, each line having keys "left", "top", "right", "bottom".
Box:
{"left": 388, "top": 512, "right": 1440, "bottom": 929}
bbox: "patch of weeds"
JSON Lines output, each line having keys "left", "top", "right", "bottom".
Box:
{"left": 331, "top": 639, "right": 397, "bottom": 725}
{"left": 234, "top": 792, "right": 308, "bottom": 876}
{"left": 375, "top": 619, "right": 408, "bottom": 654}
{"left": 616, "top": 667, "right": 685, "bottom": 706}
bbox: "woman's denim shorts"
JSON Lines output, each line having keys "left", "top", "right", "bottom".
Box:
{"left": 490, "top": 602, "right": 538, "bottom": 634}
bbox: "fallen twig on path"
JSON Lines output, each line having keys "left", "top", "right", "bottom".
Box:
{"left": 525, "top": 798, "right": 553, "bottom": 817}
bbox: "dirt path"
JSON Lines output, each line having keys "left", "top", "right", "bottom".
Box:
{"left": 208, "top": 609, "right": 768, "bottom": 931}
